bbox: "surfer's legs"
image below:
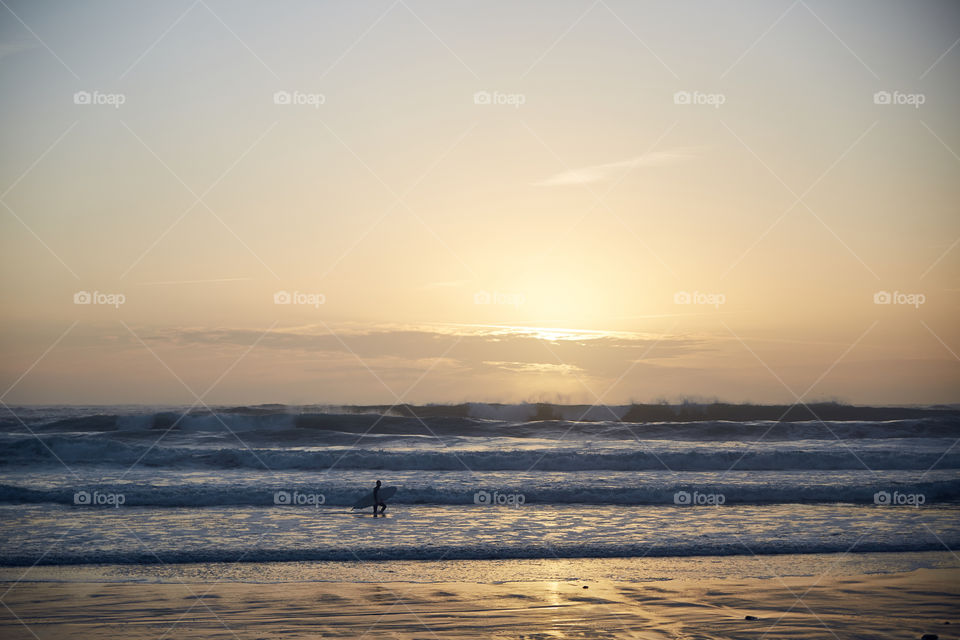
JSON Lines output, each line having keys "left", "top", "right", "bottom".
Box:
{"left": 378, "top": 501, "right": 386, "bottom": 514}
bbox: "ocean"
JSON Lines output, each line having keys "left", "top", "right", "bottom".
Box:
{"left": 1, "top": 403, "right": 958, "bottom": 566}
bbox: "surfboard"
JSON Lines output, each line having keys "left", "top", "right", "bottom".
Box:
{"left": 351, "top": 486, "right": 398, "bottom": 509}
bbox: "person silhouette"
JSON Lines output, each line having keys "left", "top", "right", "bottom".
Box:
{"left": 372, "top": 480, "right": 387, "bottom": 517}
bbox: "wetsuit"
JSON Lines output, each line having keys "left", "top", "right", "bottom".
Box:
{"left": 373, "top": 485, "right": 386, "bottom": 515}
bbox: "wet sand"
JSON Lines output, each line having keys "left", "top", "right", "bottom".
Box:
{"left": 1, "top": 565, "right": 956, "bottom": 639}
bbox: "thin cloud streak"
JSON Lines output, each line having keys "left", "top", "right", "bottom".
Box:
{"left": 533, "top": 148, "right": 700, "bottom": 186}
{"left": 0, "top": 36, "right": 40, "bottom": 61}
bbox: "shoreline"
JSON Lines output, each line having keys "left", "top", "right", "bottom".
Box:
{"left": 1, "top": 550, "right": 957, "bottom": 583}
{"left": 2, "top": 543, "right": 960, "bottom": 568}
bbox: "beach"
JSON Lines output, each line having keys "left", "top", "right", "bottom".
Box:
{"left": 1, "top": 555, "right": 956, "bottom": 639}
{"left": 2, "top": 404, "right": 957, "bottom": 638}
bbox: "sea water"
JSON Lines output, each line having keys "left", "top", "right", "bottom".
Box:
{"left": 1, "top": 404, "right": 957, "bottom": 565}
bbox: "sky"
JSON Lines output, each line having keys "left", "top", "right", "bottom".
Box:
{"left": 1, "top": 0, "right": 958, "bottom": 406}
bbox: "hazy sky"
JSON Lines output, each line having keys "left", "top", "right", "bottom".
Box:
{"left": 1, "top": 0, "right": 958, "bottom": 405}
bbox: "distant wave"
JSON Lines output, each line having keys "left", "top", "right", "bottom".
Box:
{"left": 3, "top": 410, "right": 958, "bottom": 441}
{"left": 2, "top": 435, "right": 958, "bottom": 471}
{"left": 4, "top": 401, "right": 958, "bottom": 426}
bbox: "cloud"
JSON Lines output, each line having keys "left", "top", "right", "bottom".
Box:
{"left": 483, "top": 361, "right": 582, "bottom": 375}
{"left": 133, "top": 322, "right": 708, "bottom": 380}
{"left": 534, "top": 148, "right": 700, "bottom": 186}
{"left": 0, "top": 37, "right": 40, "bottom": 62}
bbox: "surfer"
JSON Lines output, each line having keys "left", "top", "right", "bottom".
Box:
{"left": 373, "top": 480, "right": 387, "bottom": 517}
